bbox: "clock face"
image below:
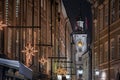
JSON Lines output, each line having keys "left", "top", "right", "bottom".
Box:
{"left": 73, "top": 34, "right": 87, "bottom": 54}
{"left": 77, "top": 40, "right": 84, "bottom": 47}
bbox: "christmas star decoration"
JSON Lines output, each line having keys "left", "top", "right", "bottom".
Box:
{"left": 39, "top": 56, "right": 47, "bottom": 65}
{"left": 56, "top": 67, "right": 63, "bottom": 75}
{"left": 21, "top": 43, "right": 38, "bottom": 66}
{"left": 62, "top": 68, "right": 67, "bottom": 75}
{"left": 56, "top": 66, "right": 67, "bottom": 75}
{"left": 0, "top": 21, "right": 7, "bottom": 30}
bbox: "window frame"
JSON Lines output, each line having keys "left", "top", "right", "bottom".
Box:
{"left": 110, "top": 38, "right": 115, "bottom": 60}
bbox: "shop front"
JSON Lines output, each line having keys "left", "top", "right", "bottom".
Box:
{"left": 0, "top": 58, "right": 32, "bottom": 80}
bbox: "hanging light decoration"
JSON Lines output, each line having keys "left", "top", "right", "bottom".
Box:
{"left": 56, "top": 66, "right": 67, "bottom": 75}
{"left": 0, "top": 21, "right": 7, "bottom": 30}
{"left": 39, "top": 56, "right": 47, "bottom": 65}
{"left": 55, "top": 67, "right": 63, "bottom": 75}
{"left": 61, "top": 68, "right": 67, "bottom": 76}
{"left": 21, "top": 43, "right": 38, "bottom": 66}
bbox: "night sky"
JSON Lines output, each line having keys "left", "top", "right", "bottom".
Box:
{"left": 62, "top": 0, "right": 92, "bottom": 44}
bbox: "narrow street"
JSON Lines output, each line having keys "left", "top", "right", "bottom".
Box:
{"left": 0, "top": 0, "right": 120, "bottom": 80}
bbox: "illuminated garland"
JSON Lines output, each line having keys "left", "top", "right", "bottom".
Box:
{"left": 22, "top": 43, "right": 38, "bottom": 66}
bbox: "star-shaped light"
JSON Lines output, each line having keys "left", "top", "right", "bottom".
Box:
{"left": 39, "top": 56, "right": 47, "bottom": 65}
{"left": 62, "top": 68, "right": 67, "bottom": 75}
{"left": 0, "top": 21, "right": 7, "bottom": 30}
{"left": 56, "top": 67, "right": 63, "bottom": 75}
{"left": 21, "top": 43, "right": 38, "bottom": 66}
{"left": 56, "top": 67, "right": 67, "bottom": 75}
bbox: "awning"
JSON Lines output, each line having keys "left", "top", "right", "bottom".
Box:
{"left": 0, "top": 58, "right": 32, "bottom": 79}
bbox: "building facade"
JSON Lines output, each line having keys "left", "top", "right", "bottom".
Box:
{"left": 92, "top": 0, "right": 120, "bottom": 80}
{"left": 0, "top": 0, "right": 72, "bottom": 80}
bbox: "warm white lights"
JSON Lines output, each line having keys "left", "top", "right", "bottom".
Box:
{"left": 56, "top": 67, "right": 67, "bottom": 75}
{"left": 39, "top": 56, "right": 47, "bottom": 65}
{"left": 0, "top": 21, "right": 7, "bottom": 30}
{"left": 21, "top": 43, "right": 38, "bottom": 66}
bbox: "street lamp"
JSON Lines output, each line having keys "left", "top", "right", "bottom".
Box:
{"left": 79, "top": 66, "right": 83, "bottom": 74}
{"left": 95, "top": 70, "right": 99, "bottom": 76}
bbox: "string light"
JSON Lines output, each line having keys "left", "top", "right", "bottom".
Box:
{"left": 56, "top": 67, "right": 67, "bottom": 75}
{"left": 39, "top": 56, "right": 47, "bottom": 65}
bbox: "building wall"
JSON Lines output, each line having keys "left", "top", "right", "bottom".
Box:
{"left": 0, "top": 0, "right": 72, "bottom": 79}
{"left": 92, "top": 0, "right": 120, "bottom": 80}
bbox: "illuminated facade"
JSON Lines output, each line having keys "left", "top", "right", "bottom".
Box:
{"left": 92, "top": 0, "right": 120, "bottom": 80}
{"left": 0, "top": 0, "right": 72, "bottom": 80}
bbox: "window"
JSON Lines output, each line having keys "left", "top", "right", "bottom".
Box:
{"left": 100, "top": 45, "right": 104, "bottom": 63}
{"left": 110, "top": 39, "right": 115, "bottom": 60}
{"left": 44, "top": 0, "right": 46, "bottom": 10}
{"left": 118, "top": 36, "right": 120, "bottom": 56}
{"left": 104, "top": 42, "right": 108, "bottom": 62}
{"left": 119, "top": 0, "right": 120, "bottom": 18}
{"left": 41, "top": 0, "right": 43, "bottom": 7}
{"left": 104, "top": 4, "right": 108, "bottom": 26}
{"left": 99, "top": 9, "right": 103, "bottom": 30}
{"left": 94, "top": 19, "right": 97, "bottom": 41}
{"left": 111, "top": 0, "right": 116, "bottom": 22}
{"left": 7, "top": 29, "right": 12, "bottom": 57}
{"left": 95, "top": 52, "right": 98, "bottom": 66}
{"left": 79, "top": 57, "right": 82, "bottom": 61}
{"left": 15, "top": 30, "right": 19, "bottom": 58}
